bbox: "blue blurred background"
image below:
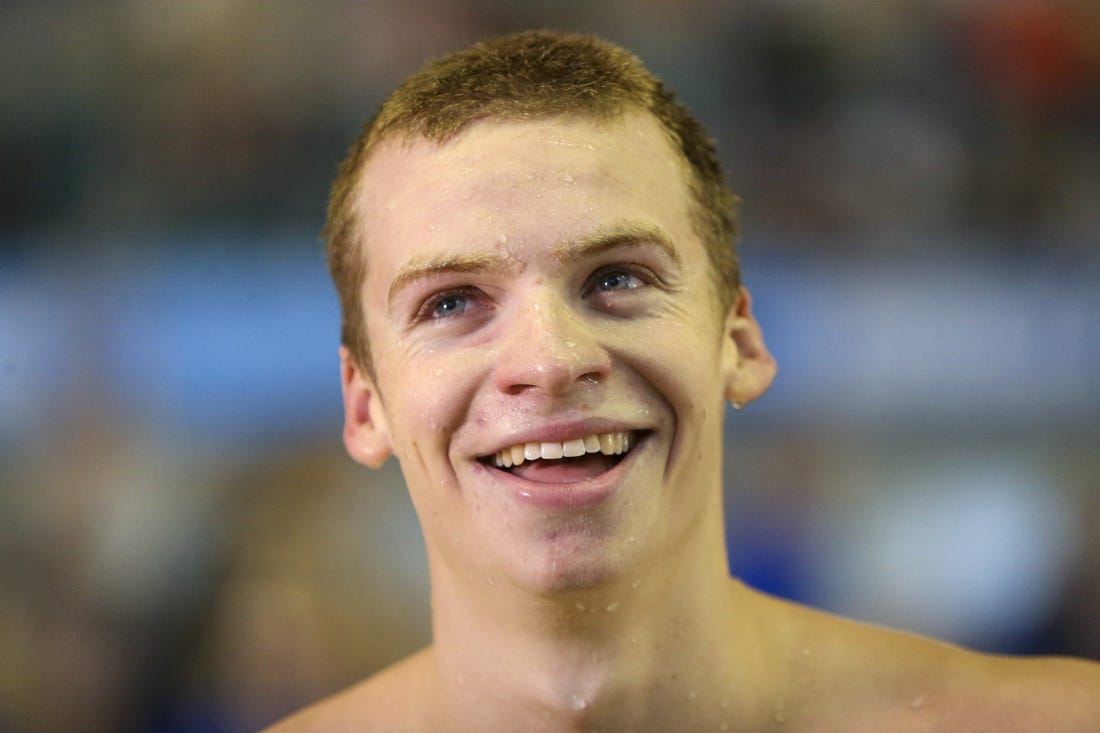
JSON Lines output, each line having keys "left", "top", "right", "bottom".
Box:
{"left": 1, "top": 1, "right": 1098, "bottom": 731}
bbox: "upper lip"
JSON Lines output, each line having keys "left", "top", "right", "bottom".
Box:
{"left": 473, "top": 418, "right": 648, "bottom": 459}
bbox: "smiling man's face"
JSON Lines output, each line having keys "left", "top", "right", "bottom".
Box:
{"left": 340, "top": 111, "right": 774, "bottom": 594}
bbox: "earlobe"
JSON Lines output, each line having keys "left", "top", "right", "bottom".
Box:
{"left": 721, "top": 286, "right": 777, "bottom": 406}
{"left": 340, "top": 346, "right": 393, "bottom": 468}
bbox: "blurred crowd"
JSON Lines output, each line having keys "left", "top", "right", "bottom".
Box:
{"left": 3, "top": 0, "right": 1098, "bottom": 248}
{"left": 1, "top": 1, "right": 1098, "bottom": 731}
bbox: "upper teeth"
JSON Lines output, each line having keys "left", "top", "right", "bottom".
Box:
{"left": 493, "top": 432, "right": 633, "bottom": 468}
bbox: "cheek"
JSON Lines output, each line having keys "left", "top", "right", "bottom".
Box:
{"left": 619, "top": 319, "right": 726, "bottom": 425}
{"left": 380, "top": 349, "right": 485, "bottom": 450}
{"left": 623, "top": 308, "right": 724, "bottom": 378}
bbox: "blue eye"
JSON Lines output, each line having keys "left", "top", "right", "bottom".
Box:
{"left": 417, "top": 287, "right": 485, "bottom": 322}
{"left": 597, "top": 270, "right": 642, "bottom": 291}
{"left": 431, "top": 293, "right": 469, "bottom": 317}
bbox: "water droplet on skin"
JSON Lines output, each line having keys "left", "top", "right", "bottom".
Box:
{"left": 562, "top": 173, "right": 574, "bottom": 184}
{"left": 570, "top": 694, "right": 588, "bottom": 711}
{"left": 719, "top": 724, "right": 729, "bottom": 732}
{"left": 574, "top": 601, "right": 587, "bottom": 612}
{"left": 909, "top": 695, "right": 925, "bottom": 709}
{"left": 687, "top": 690, "right": 697, "bottom": 701}
{"left": 720, "top": 697, "right": 730, "bottom": 710}
{"left": 605, "top": 602, "right": 619, "bottom": 613}
{"left": 801, "top": 647, "right": 811, "bottom": 656}
{"left": 773, "top": 710, "right": 786, "bottom": 724}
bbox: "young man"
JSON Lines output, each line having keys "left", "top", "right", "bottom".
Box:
{"left": 267, "top": 31, "right": 1100, "bottom": 732}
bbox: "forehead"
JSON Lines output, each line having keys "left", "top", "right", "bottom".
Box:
{"left": 354, "top": 112, "right": 696, "bottom": 281}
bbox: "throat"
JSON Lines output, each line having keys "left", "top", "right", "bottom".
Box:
{"left": 509, "top": 453, "right": 619, "bottom": 483}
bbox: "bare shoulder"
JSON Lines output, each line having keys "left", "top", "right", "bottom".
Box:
{"left": 963, "top": 652, "right": 1100, "bottom": 729}
{"left": 849, "top": 620, "right": 1100, "bottom": 729}
{"left": 260, "top": 648, "right": 434, "bottom": 733}
{"left": 757, "top": 592, "right": 1100, "bottom": 731}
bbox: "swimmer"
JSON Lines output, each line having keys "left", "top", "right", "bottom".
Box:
{"left": 265, "top": 31, "right": 1100, "bottom": 732}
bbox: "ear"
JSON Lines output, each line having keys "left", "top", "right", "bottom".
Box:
{"left": 339, "top": 346, "right": 393, "bottom": 468}
{"left": 721, "top": 286, "right": 777, "bottom": 406}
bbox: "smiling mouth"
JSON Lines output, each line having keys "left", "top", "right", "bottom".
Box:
{"left": 483, "top": 431, "right": 636, "bottom": 482}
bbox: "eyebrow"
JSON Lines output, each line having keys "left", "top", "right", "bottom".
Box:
{"left": 552, "top": 222, "right": 682, "bottom": 267}
{"left": 387, "top": 252, "right": 520, "bottom": 307}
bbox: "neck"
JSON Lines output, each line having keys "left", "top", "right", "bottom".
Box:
{"left": 424, "top": 519, "right": 778, "bottom": 731}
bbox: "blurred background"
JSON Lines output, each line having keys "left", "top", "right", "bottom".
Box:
{"left": 1, "top": 0, "right": 1098, "bottom": 730}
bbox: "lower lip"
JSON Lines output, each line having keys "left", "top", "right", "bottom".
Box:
{"left": 475, "top": 440, "right": 641, "bottom": 511}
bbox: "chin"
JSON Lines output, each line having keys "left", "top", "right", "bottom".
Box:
{"left": 499, "top": 521, "right": 645, "bottom": 597}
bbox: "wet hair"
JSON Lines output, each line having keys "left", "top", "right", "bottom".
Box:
{"left": 326, "top": 30, "right": 740, "bottom": 372}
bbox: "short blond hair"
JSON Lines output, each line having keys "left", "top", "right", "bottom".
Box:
{"left": 326, "top": 30, "right": 740, "bottom": 372}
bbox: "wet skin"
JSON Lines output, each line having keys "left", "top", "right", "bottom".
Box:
{"left": 269, "top": 112, "right": 1100, "bottom": 733}
{"left": 340, "top": 111, "right": 774, "bottom": 599}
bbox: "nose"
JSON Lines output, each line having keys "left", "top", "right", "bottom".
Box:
{"left": 492, "top": 290, "right": 611, "bottom": 396}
